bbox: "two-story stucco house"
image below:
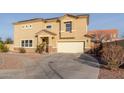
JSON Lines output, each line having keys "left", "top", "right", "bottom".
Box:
{"left": 13, "top": 14, "right": 90, "bottom": 53}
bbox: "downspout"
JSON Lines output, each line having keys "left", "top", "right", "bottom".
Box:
{"left": 83, "top": 41, "right": 86, "bottom": 52}
{"left": 59, "top": 20, "right": 61, "bottom": 39}
{"left": 37, "top": 36, "right": 39, "bottom": 46}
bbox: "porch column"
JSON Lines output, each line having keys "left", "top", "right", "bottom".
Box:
{"left": 48, "top": 36, "right": 57, "bottom": 53}
{"left": 48, "top": 36, "right": 52, "bottom": 53}
{"left": 35, "top": 35, "right": 38, "bottom": 46}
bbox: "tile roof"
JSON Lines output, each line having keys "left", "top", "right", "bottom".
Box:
{"left": 35, "top": 29, "right": 57, "bottom": 36}
{"left": 88, "top": 29, "right": 118, "bottom": 35}
{"left": 85, "top": 29, "right": 118, "bottom": 39}
{"left": 14, "top": 18, "right": 43, "bottom": 23}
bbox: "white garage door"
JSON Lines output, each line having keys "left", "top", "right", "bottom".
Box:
{"left": 57, "top": 42, "right": 84, "bottom": 53}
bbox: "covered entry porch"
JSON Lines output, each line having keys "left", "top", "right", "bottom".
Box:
{"left": 35, "top": 30, "right": 57, "bottom": 53}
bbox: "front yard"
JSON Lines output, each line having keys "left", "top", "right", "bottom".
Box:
{"left": 0, "top": 53, "right": 99, "bottom": 79}
{"left": 1, "top": 51, "right": 124, "bottom": 79}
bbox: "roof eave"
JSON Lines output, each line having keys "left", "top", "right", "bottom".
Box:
{"left": 13, "top": 18, "right": 44, "bottom": 25}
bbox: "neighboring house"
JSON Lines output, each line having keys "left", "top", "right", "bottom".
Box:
{"left": 85, "top": 29, "right": 119, "bottom": 48}
{"left": 13, "top": 14, "right": 90, "bottom": 53}
{"left": 87, "top": 29, "right": 118, "bottom": 42}
{"left": 104, "top": 38, "right": 124, "bottom": 47}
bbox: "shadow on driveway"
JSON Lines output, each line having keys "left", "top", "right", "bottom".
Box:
{"left": 75, "top": 54, "right": 100, "bottom": 69}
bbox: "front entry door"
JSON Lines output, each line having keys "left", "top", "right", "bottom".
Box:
{"left": 42, "top": 37, "right": 49, "bottom": 52}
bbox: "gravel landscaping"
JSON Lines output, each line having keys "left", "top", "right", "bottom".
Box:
{"left": 0, "top": 53, "right": 23, "bottom": 69}
{"left": 0, "top": 53, "right": 41, "bottom": 69}
{"left": 98, "top": 68, "right": 124, "bottom": 79}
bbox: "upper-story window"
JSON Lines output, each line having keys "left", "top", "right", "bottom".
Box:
{"left": 25, "top": 25, "right": 28, "bottom": 29}
{"left": 29, "top": 25, "right": 32, "bottom": 29}
{"left": 22, "top": 25, "right": 32, "bottom": 30}
{"left": 46, "top": 25, "right": 52, "bottom": 29}
{"left": 65, "top": 22, "right": 72, "bottom": 32}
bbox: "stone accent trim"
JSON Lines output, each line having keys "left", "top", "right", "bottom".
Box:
{"left": 14, "top": 47, "right": 36, "bottom": 53}
{"left": 48, "top": 46, "right": 57, "bottom": 53}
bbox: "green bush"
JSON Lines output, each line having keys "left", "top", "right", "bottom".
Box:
{"left": 0, "top": 42, "right": 3, "bottom": 49}
{"left": 1, "top": 46, "right": 9, "bottom": 52}
{"left": 19, "top": 48, "right": 26, "bottom": 53}
{"left": 0, "top": 43, "right": 9, "bottom": 52}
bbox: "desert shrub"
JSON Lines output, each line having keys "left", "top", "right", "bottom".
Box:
{"left": 86, "top": 44, "right": 102, "bottom": 57}
{"left": 35, "top": 44, "right": 44, "bottom": 54}
{"left": 35, "top": 42, "right": 46, "bottom": 54}
{"left": 101, "top": 45, "right": 124, "bottom": 70}
{"left": 19, "top": 48, "right": 26, "bottom": 53}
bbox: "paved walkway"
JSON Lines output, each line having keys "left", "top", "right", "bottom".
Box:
{"left": 0, "top": 53, "right": 100, "bottom": 79}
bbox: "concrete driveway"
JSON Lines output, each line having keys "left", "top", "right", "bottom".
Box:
{"left": 0, "top": 53, "right": 100, "bottom": 79}
{"left": 40, "top": 53, "right": 100, "bottom": 79}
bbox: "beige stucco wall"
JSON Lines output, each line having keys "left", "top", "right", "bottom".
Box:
{"left": 14, "top": 21, "right": 44, "bottom": 48}
{"left": 43, "top": 21, "right": 59, "bottom": 48}
{"left": 59, "top": 16, "right": 88, "bottom": 41}
{"left": 84, "top": 37, "right": 92, "bottom": 49}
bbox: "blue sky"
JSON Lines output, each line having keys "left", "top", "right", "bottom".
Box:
{"left": 0, "top": 13, "right": 124, "bottom": 40}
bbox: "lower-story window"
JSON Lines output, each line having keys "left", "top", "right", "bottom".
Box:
{"left": 29, "top": 40, "right": 32, "bottom": 47}
{"left": 21, "top": 40, "right": 24, "bottom": 47}
{"left": 21, "top": 40, "right": 33, "bottom": 47}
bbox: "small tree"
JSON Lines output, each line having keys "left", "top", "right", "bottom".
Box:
{"left": 121, "top": 35, "right": 124, "bottom": 38}
{"left": 5, "top": 38, "right": 13, "bottom": 44}
{"left": 35, "top": 42, "right": 46, "bottom": 54}
{"left": 101, "top": 45, "right": 124, "bottom": 70}
{"left": 91, "top": 31, "right": 111, "bottom": 56}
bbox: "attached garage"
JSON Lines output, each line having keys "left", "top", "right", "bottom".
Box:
{"left": 57, "top": 41, "right": 84, "bottom": 53}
